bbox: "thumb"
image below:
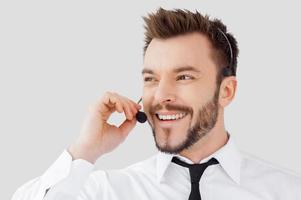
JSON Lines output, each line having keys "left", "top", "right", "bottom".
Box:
{"left": 118, "top": 118, "right": 137, "bottom": 138}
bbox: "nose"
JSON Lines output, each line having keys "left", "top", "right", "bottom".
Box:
{"left": 154, "top": 78, "right": 176, "bottom": 105}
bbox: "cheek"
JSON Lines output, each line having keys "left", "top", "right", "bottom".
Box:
{"left": 182, "top": 94, "right": 210, "bottom": 121}
{"left": 178, "top": 88, "right": 203, "bottom": 108}
{"left": 142, "top": 90, "right": 153, "bottom": 114}
{"left": 190, "top": 106, "right": 199, "bottom": 124}
{"left": 181, "top": 82, "right": 214, "bottom": 103}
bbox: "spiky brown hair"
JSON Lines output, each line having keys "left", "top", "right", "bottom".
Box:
{"left": 142, "top": 7, "right": 239, "bottom": 85}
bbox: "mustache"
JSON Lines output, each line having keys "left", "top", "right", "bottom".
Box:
{"left": 149, "top": 103, "right": 193, "bottom": 116}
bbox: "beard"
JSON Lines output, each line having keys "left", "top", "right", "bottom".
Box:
{"left": 147, "top": 86, "right": 220, "bottom": 154}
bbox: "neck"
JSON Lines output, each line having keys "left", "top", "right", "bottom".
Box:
{"left": 179, "top": 111, "right": 229, "bottom": 163}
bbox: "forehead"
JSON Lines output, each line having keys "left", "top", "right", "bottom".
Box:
{"left": 143, "top": 32, "right": 216, "bottom": 74}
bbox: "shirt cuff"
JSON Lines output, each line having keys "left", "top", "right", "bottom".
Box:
{"left": 41, "top": 149, "right": 94, "bottom": 192}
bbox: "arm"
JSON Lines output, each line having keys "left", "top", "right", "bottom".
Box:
{"left": 12, "top": 92, "right": 140, "bottom": 200}
{"left": 12, "top": 150, "right": 94, "bottom": 200}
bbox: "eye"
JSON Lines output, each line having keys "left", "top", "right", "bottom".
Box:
{"left": 177, "top": 75, "right": 194, "bottom": 81}
{"left": 143, "top": 77, "right": 155, "bottom": 82}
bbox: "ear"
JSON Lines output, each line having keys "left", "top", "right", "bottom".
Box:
{"left": 218, "top": 76, "right": 237, "bottom": 108}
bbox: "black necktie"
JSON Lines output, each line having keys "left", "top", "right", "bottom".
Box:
{"left": 171, "top": 157, "right": 219, "bottom": 200}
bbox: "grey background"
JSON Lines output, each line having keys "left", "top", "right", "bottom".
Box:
{"left": 1, "top": 0, "right": 301, "bottom": 199}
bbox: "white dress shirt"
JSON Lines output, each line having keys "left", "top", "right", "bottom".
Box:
{"left": 12, "top": 133, "right": 301, "bottom": 200}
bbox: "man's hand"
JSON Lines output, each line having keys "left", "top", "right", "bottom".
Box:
{"left": 68, "top": 92, "right": 142, "bottom": 164}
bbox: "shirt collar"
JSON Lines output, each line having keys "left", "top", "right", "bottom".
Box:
{"left": 156, "top": 132, "right": 242, "bottom": 184}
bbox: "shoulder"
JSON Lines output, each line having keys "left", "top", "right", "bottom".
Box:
{"left": 241, "top": 150, "right": 301, "bottom": 178}
{"left": 240, "top": 150, "right": 301, "bottom": 195}
{"left": 125, "top": 154, "right": 158, "bottom": 171}
{"left": 91, "top": 153, "right": 158, "bottom": 180}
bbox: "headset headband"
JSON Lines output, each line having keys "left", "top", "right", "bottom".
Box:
{"left": 217, "top": 28, "right": 235, "bottom": 77}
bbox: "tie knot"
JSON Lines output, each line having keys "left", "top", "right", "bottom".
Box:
{"left": 171, "top": 157, "right": 219, "bottom": 183}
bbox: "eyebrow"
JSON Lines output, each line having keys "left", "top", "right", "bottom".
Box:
{"left": 141, "top": 66, "right": 201, "bottom": 75}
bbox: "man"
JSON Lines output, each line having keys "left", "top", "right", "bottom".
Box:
{"left": 12, "top": 7, "right": 301, "bottom": 200}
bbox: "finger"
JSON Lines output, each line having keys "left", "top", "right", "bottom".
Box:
{"left": 113, "top": 94, "right": 137, "bottom": 119}
{"left": 121, "top": 100, "right": 134, "bottom": 120}
{"left": 93, "top": 92, "right": 124, "bottom": 122}
{"left": 100, "top": 92, "right": 137, "bottom": 121}
{"left": 129, "top": 99, "right": 142, "bottom": 111}
{"left": 125, "top": 99, "right": 139, "bottom": 115}
{"left": 108, "top": 95, "right": 132, "bottom": 119}
{"left": 102, "top": 93, "right": 123, "bottom": 113}
{"left": 118, "top": 97, "right": 140, "bottom": 113}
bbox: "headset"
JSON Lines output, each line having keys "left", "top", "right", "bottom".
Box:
{"left": 136, "top": 98, "right": 147, "bottom": 123}
{"left": 218, "top": 28, "right": 235, "bottom": 77}
{"left": 135, "top": 28, "right": 234, "bottom": 123}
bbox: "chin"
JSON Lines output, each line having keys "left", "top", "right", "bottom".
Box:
{"left": 154, "top": 132, "right": 188, "bottom": 154}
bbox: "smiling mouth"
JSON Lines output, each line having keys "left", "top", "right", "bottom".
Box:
{"left": 155, "top": 112, "right": 188, "bottom": 122}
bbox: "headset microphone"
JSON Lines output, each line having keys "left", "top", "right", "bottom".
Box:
{"left": 135, "top": 98, "right": 147, "bottom": 123}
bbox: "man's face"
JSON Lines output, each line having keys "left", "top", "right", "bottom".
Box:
{"left": 142, "top": 32, "right": 221, "bottom": 154}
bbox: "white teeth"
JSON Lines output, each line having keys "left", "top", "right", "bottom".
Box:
{"left": 158, "top": 113, "right": 187, "bottom": 121}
